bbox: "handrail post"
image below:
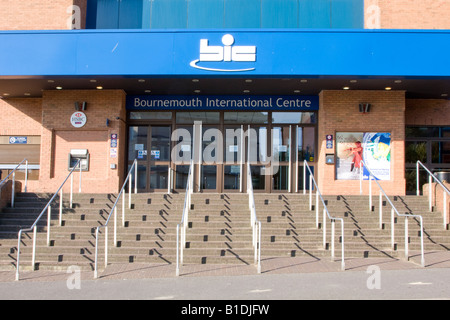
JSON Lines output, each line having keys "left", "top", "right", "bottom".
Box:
{"left": 391, "top": 208, "right": 395, "bottom": 250}
{"left": 315, "top": 191, "right": 319, "bottom": 229}
{"left": 416, "top": 161, "right": 420, "bottom": 196}
{"left": 104, "top": 226, "right": 108, "bottom": 268}
{"left": 70, "top": 173, "right": 74, "bottom": 209}
{"left": 444, "top": 191, "right": 448, "bottom": 228}
{"left": 134, "top": 161, "right": 137, "bottom": 194}
{"left": 331, "top": 219, "right": 335, "bottom": 260}
{"left": 15, "top": 231, "right": 22, "bottom": 281}
{"left": 47, "top": 206, "right": 51, "bottom": 246}
{"left": 369, "top": 176, "right": 372, "bottom": 211}
{"left": 24, "top": 160, "right": 28, "bottom": 193}
{"left": 114, "top": 206, "right": 117, "bottom": 247}
{"left": 177, "top": 224, "right": 181, "bottom": 276}
{"left": 79, "top": 164, "right": 82, "bottom": 193}
{"left": 323, "top": 208, "right": 326, "bottom": 249}
{"left": 59, "top": 189, "right": 63, "bottom": 226}
{"left": 429, "top": 175, "right": 432, "bottom": 212}
{"left": 341, "top": 221, "right": 345, "bottom": 270}
{"left": 11, "top": 171, "right": 15, "bottom": 208}
{"left": 303, "top": 165, "right": 306, "bottom": 195}
{"left": 32, "top": 226, "right": 37, "bottom": 270}
{"left": 257, "top": 221, "right": 261, "bottom": 274}
{"left": 379, "top": 191, "right": 383, "bottom": 229}
{"left": 122, "top": 191, "right": 125, "bottom": 227}
{"left": 405, "top": 216, "right": 409, "bottom": 260}
{"left": 94, "top": 227, "right": 99, "bottom": 279}
{"left": 129, "top": 169, "right": 132, "bottom": 209}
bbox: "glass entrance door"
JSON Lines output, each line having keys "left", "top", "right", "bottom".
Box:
{"left": 149, "top": 126, "right": 171, "bottom": 192}
{"left": 272, "top": 126, "right": 291, "bottom": 192}
{"left": 127, "top": 125, "right": 171, "bottom": 192}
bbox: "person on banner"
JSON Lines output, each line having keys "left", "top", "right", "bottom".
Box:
{"left": 344, "top": 141, "right": 363, "bottom": 173}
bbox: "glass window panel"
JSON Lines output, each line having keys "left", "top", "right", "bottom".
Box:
{"left": 96, "top": 0, "right": 119, "bottom": 29}
{"left": 176, "top": 112, "right": 220, "bottom": 124}
{"left": 250, "top": 165, "right": 265, "bottom": 190}
{"left": 128, "top": 164, "right": 147, "bottom": 190}
{"left": 299, "top": 0, "right": 331, "bottom": 28}
{"left": 405, "top": 141, "right": 427, "bottom": 163}
{"left": 224, "top": 0, "right": 260, "bottom": 28}
{"left": 298, "top": 165, "right": 314, "bottom": 191}
{"left": 118, "top": 0, "right": 143, "bottom": 29}
{"left": 273, "top": 165, "right": 289, "bottom": 191}
{"left": 432, "top": 141, "right": 450, "bottom": 164}
{"left": 151, "top": 0, "right": 187, "bottom": 29}
{"left": 149, "top": 166, "right": 168, "bottom": 189}
{"left": 248, "top": 127, "right": 268, "bottom": 163}
{"left": 201, "top": 165, "right": 217, "bottom": 189}
{"left": 272, "top": 127, "right": 290, "bottom": 162}
{"left": 130, "top": 112, "right": 172, "bottom": 120}
{"left": 175, "top": 165, "right": 190, "bottom": 189}
{"left": 261, "top": 0, "right": 298, "bottom": 28}
{"left": 224, "top": 127, "right": 242, "bottom": 163}
{"left": 224, "top": 112, "right": 268, "bottom": 124}
{"left": 151, "top": 127, "right": 171, "bottom": 161}
{"left": 128, "top": 126, "right": 148, "bottom": 161}
{"left": 331, "top": 0, "right": 364, "bottom": 29}
{"left": 224, "top": 165, "right": 240, "bottom": 190}
{"left": 188, "top": 0, "right": 224, "bottom": 28}
{"left": 272, "top": 112, "right": 316, "bottom": 124}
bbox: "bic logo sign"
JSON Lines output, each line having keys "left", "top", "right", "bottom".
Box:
{"left": 190, "top": 34, "right": 256, "bottom": 72}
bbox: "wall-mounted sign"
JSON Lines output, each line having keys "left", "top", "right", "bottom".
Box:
{"left": 326, "top": 135, "right": 333, "bottom": 149}
{"left": 127, "top": 95, "right": 319, "bottom": 111}
{"left": 70, "top": 111, "right": 87, "bottom": 128}
{"left": 9, "top": 136, "right": 27, "bottom": 144}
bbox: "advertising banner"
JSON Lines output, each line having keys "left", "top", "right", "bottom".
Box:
{"left": 336, "top": 132, "right": 391, "bottom": 180}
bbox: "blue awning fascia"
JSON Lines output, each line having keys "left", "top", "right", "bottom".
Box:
{"left": 0, "top": 28, "right": 449, "bottom": 78}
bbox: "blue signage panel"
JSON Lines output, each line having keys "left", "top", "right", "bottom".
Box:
{"left": 1, "top": 29, "right": 450, "bottom": 77}
{"left": 9, "top": 137, "right": 27, "bottom": 144}
{"left": 127, "top": 95, "right": 319, "bottom": 111}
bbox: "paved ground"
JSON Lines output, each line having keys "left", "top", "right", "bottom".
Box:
{"left": 0, "top": 250, "right": 449, "bottom": 301}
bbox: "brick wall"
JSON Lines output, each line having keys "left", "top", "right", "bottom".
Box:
{"left": 0, "top": 0, "right": 87, "bottom": 30}
{"left": 317, "top": 90, "right": 406, "bottom": 196}
{"left": 406, "top": 99, "right": 450, "bottom": 126}
{"left": 39, "top": 90, "right": 126, "bottom": 194}
{"left": 365, "top": 0, "right": 450, "bottom": 29}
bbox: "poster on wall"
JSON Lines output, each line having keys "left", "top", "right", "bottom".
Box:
{"left": 336, "top": 132, "right": 391, "bottom": 180}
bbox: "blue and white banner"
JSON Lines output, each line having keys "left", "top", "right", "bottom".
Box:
{"left": 127, "top": 95, "right": 319, "bottom": 111}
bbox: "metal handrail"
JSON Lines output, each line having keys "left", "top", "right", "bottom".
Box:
{"left": 0, "top": 159, "right": 28, "bottom": 207}
{"left": 416, "top": 161, "right": 450, "bottom": 228}
{"left": 304, "top": 160, "right": 345, "bottom": 270}
{"left": 360, "top": 160, "right": 425, "bottom": 267}
{"left": 247, "top": 162, "right": 261, "bottom": 273}
{"left": 94, "top": 159, "right": 138, "bottom": 279}
{"left": 176, "top": 160, "right": 194, "bottom": 276}
{"left": 15, "top": 159, "right": 81, "bottom": 281}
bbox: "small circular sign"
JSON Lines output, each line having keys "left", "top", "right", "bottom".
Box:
{"left": 70, "top": 112, "right": 87, "bottom": 128}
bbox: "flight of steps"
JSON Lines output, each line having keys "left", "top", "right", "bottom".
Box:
{"left": 0, "top": 191, "right": 449, "bottom": 274}
{"left": 0, "top": 192, "right": 185, "bottom": 272}
{"left": 182, "top": 193, "right": 254, "bottom": 265}
{"left": 255, "top": 194, "right": 450, "bottom": 261}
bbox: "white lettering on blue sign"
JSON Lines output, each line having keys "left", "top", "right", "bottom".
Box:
{"left": 129, "top": 96, "right": 319, "bottom": 111}
{"left": 190, "top": 34, "right": 256, "bottom": 72}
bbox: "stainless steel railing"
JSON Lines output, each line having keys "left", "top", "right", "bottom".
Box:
{"left": 15, "top": 159, "right": 82, "bottom": 281}
{"left": 360, "top": 160, "right": 425, "bottom": 267}
{"left": 93, "top": 159, "right": 137, "bottom": 279}
{"left": 303, "top": 160, "right": 345, "bottom": 270}
{"left": 416, "top": 161, "right": 450, "bottom": 229}
{"left": 247, "top": 162, "right": 261, "bottom": 273}
{"left": 176, "top": 160, "right": 194, "bottom": 276}
{"left": 0, "top": 159, "right": 29, "bottom": 208}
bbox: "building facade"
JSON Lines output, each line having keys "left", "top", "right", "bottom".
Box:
{"left": 0, "top": 0, "right": 449, "bottom": 196}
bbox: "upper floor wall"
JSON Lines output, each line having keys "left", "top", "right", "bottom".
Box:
{"left": 0, "top": 0, "right": 449, "bottom": 31}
